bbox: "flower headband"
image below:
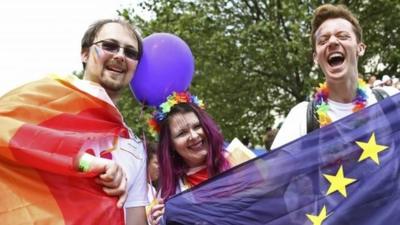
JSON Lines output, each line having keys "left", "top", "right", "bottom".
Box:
{"left": 148, "top": 91, "right": 205, "bottom": 137}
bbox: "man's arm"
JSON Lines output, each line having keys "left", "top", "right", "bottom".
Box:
{"left": 126, "top": 206, "right": 148, "bottom": 225}
{"left": 271, "top": 102, "right": 308, "bottom": 150}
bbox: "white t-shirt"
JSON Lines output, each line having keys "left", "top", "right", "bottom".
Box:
{"left": 271, "top": 88, "right": 380, "bottom": 150}
{"left": 113, "top": 136, "right": 148, "bottom": 208}
{"left": 70, "top": 75, "right": 148, "bottom": 208}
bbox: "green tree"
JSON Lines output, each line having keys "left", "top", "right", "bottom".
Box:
{"left": 357, "top": 0, "right": 400, "bottom": 77}
{"left": 117, "top": 0, "right": 400, "bottom": 145}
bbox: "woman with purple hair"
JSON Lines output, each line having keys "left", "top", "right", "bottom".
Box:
{"left": 147, "top": 91, "right": 232, "bottom": 225}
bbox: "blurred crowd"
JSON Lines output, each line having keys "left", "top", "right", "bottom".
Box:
{"left": 367, "top": 74, "right": 400, "bottom": 95}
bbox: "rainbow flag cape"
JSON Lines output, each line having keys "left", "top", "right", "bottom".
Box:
{"left": 0, "top": 75, "right": 128, "bottom": 225}
{"left": 163, "top": 93, "right": 400, "bottom": 225}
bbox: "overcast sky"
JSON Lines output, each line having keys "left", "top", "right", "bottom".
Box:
{"left": 0, "top": 0, "right": 143, "bottom": 96}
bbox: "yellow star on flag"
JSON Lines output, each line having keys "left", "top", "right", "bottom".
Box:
{"left": 306, "top": 205, "right": 330, "bottom": 225}
{"left": 323, "top": 165, "right": 356, "bottom": 197}
{"left": 356, "top": 132, "right": 388, "bottom": 165}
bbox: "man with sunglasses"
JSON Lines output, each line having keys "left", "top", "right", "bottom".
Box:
{"left": 80, "top": 19, "right": 148, "bottom": 225}
{"left": 0, "top": 19, "right": 147, "bottom": 225}
{"left": 81, "top": 19, "right": 142, "bottom": 103}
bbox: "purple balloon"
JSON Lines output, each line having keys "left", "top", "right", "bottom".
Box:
{"left": 130, "top": 33, "right": 195, "bottom": 107}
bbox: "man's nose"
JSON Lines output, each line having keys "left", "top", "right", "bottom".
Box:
{"left": 327, "top": 36, "right": 339, "bottom": 46}
{"left": 114, "top": 47, "right": 126, "bottom": 60}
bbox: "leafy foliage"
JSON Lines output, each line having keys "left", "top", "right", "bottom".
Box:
{"left": 117, "top": 0, "right": 400, "bottom": 145}
{"left": 116, "top": 87, "right": 153, "bottom": 139}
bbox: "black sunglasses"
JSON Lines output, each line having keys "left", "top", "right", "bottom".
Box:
{"left": 92, "top": 40, "right": 139, "bottom": 60}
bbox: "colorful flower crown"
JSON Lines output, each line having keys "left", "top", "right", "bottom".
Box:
{"left": 148, "top": 91, "right": 205, "bottom": 137}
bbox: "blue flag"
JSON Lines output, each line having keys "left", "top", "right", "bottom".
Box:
{"left": 163, "top": 93, "right": 400, "bottom": 225}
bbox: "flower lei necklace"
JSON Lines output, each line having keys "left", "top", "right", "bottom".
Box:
{"left": 314, "top": 78, "right": 368, "bottom": 127}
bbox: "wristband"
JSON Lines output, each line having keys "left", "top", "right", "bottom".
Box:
{"left": 78, "top": 153, "right": 93, "bottom": 172}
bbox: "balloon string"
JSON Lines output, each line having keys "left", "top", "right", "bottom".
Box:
{"left": 140, "top": 100, "right": 147, "bottom": 157}
{"left": 139, "top": 101, "right": 157, "bottom": 200}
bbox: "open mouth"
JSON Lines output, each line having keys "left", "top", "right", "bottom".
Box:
{"left": 189, "top": 140, "right": 204, "bottom": 150}
{"left": 328, "top": 52, "right": 345, "bottom": 67}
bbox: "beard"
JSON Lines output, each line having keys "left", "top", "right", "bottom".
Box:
{"left": 100, "top": 79, "right": 125, "bottom": 92}
{"left": 99, "top": 72, "right": 127, "bottom": 92}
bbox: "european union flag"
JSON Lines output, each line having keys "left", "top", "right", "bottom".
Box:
{"left": 162, "top": 93, "right": 400, "bottom": 225}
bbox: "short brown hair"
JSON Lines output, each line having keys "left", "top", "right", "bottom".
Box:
{"left": 311, "top": 4, "right": 362, "bottom": 50}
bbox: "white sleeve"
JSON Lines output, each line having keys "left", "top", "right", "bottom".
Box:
{"left": 112, "top": 136, "right": 149, "bottom": 208}
{"left": 271, "top": 102, "right": 308, "bottom": 150}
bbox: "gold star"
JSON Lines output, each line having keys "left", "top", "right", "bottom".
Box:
{"left": 306, "top": 205, "right": 330, "bottom": 225}
{"left": 356, "top": 132, "right": 388, "bottom": 165}
{"left": 323, "top": 165, "right": 356, "bottom": 197}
